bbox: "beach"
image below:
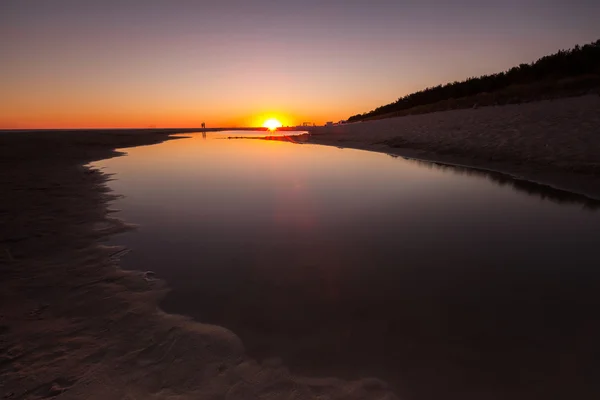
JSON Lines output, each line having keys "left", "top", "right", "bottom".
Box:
{"left": 0, "top": 130, "right": 395, "bottom": 400}
{"left": 2, "top": 93, "right": 599, "bottom": 399}
{"left": 308, "top": 95, "right": 600, "bottom": 199}
{"left": 4, "top": 1, "right": 599, "bottom": 397}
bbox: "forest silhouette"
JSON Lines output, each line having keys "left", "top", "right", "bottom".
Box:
{"left": 348, "top": 39, "right": 600, "bottom": 122}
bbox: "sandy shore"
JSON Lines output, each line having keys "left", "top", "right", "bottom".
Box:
{"left": 0, "top": 131, "right": 396, "bottom": 400}
{"left": 2, "top": 107, "right": 598, "bottom": 398}
{"left": 308, "top": 95, "right": 600, "bottom": 199}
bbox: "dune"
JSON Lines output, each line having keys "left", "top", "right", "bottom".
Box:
{"left": 308, "top": 94, "right": 600, "bottom": 199}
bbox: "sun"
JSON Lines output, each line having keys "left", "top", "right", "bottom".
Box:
{"left": 263, "top": 118, "right": 283, "bottom": 131}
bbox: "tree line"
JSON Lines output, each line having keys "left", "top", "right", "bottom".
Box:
{"left": 348, "top": 39, "right": 600, "bottom": 122}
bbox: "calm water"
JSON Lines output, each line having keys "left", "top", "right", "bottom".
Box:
{"left": 95, "top": 131, "right": 600, "bottom": 399}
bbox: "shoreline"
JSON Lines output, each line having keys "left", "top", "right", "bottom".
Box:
{"left": 307, "top": 94, "right": 600, "bottom": 200}
{"left": 302, "top": 137, "right": 600, "bottom": 203}
{"left": 2, "top": 113, "right": 598, "bottom": 398}
{"left": 0, "top": 131, "right": 391, "bottom": 399}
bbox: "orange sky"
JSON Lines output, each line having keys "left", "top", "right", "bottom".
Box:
{"left": 2, "top": 1, "right": 599, "bottom": 129}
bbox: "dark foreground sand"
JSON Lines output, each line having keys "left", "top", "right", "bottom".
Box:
{"left": 0, "top": 131, "right": 395, "bottom": 399}
{"left": 308, "top": 95, "right": 600, "bottom": 200}
{"left": 1, "top": 101, "right": 599, "bottom": 399}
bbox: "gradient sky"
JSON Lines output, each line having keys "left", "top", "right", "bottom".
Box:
{"left": 2, "top": 0, "right": 599, "bottom": 128}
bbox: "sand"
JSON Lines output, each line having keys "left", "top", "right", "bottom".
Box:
{"left": 308, "top": 95, "right": 600, "bottom": 199}
{"left": 2, "top": 95, "right": 599, "bottom": 399}
{"left": 0, "top": 130, "right": 396, "bottom": 400}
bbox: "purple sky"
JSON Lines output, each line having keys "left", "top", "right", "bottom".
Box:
{"left": 2, "top": 0, "right": 599, "bottom": 127}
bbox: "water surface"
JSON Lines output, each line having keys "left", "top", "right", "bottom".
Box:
{"left": 95, "top": 131, "right": 600, "bottom": 399}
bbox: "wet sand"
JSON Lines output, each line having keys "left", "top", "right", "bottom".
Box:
{"left": 0, "top": 130, "right": 395, "bottom": 400}
{"left": 2, "top": 112, "right": 599, "bottom": 399}
{"left": 308, "top": 95, "right": 600, "bottom": 200}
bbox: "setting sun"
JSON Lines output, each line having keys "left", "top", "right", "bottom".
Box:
{"left": 263, "top": 118, "right": 283, "bottom": 131}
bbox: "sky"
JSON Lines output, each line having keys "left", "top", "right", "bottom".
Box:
{"left": 1, "top": 0, "right": 599, "bottom": 129}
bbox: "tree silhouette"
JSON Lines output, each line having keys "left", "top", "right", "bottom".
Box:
{"left": 348, "top": 39, "right": 600, "bottom": 122}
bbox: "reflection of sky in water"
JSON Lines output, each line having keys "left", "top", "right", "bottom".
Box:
{"left": 94, "top": 132, "right": 600, "bottom": 399}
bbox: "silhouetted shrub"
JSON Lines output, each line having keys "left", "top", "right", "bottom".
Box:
{"left": 348, "top": 39, "right": 600, "bottom": 122}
